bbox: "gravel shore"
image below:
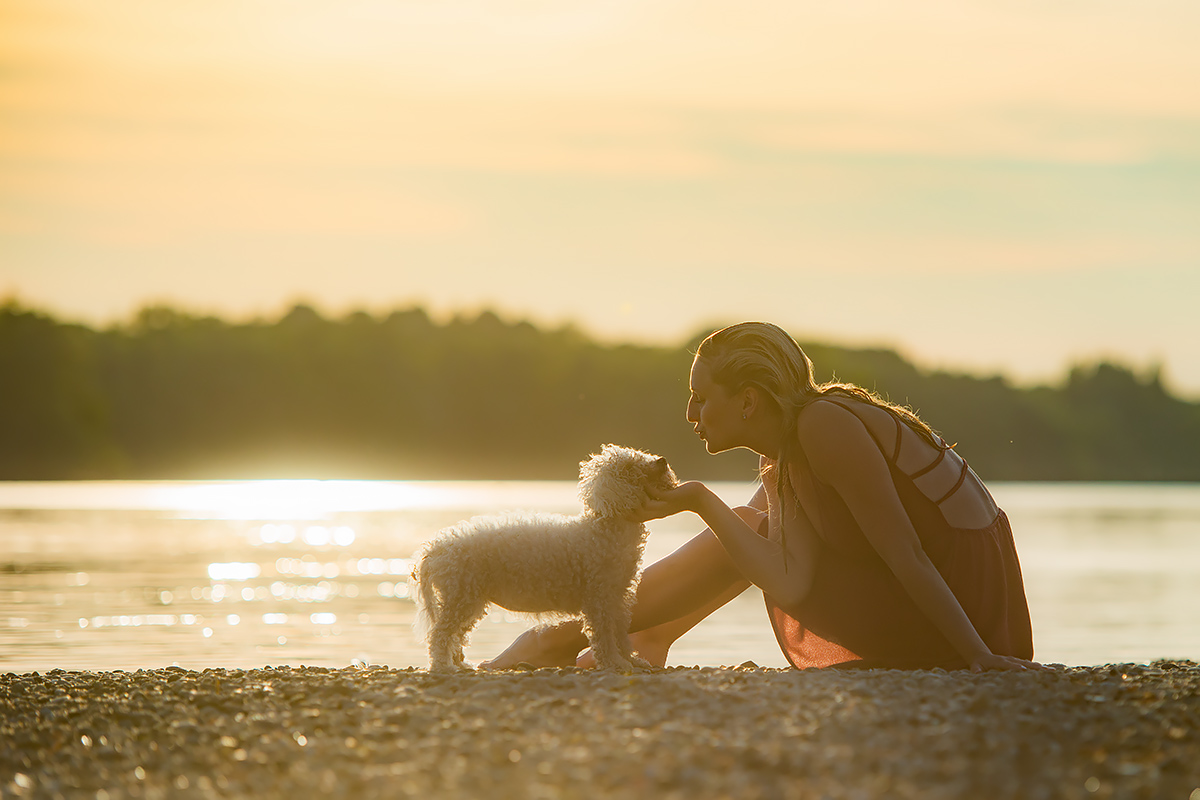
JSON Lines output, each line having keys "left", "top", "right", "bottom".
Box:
{"left": 2, "top": 660, "right": 1197, "bottom": 800}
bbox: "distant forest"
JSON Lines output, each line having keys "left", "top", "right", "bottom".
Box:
{"left": 2, "top": 301, "right": 1199, "bottom": 482}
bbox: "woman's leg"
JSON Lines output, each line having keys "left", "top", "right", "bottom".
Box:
{"left": 480, "top": 506, "right": 765, "bottom": 669}
{"left": 576, "top": 577, "right": 751, "bottom": 668}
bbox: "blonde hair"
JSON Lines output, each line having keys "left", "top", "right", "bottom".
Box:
{"left": 696, "top": 322, "right": 941, "bottom": 544}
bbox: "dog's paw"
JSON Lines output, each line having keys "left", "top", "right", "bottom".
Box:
{"left": 429, "top": 662, "right": 472, "bottom": 674}
{"left": 629, "top": 654, "right": 653, "bottom": 670}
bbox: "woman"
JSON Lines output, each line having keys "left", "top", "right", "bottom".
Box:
{"left": 483, "top": 322, "right": 1037, "bottom": 672}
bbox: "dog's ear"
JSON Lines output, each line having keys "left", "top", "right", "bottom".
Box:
{"left": 652, "top": 457, "right": 668, "bottom": 473}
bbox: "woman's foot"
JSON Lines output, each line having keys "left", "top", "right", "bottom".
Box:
{"left": 576, "top": 631, "right": 671, "bottom": 669}
{"left": 478, "top": 624, "right": 588, "bottom": 670}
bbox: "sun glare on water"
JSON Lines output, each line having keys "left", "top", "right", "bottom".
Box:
{"left": 159, "top": 480, "right": 462, "bottom": 519}
{"left": 0, "top": 479, "right": 575, "bottom": 520}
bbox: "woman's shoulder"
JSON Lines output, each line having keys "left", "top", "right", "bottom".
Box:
{"left": 795, "top": 397, "right": 878, "bottom": 459}
{"left": 790, "top": 399, "right": 889, "bottom": 494}
{"left": 797, "top": 395, "right": 866, "bottom": 431}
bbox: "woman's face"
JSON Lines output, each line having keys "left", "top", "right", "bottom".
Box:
{"left": 687, "top": 357, "right": 743, "bottom": 454}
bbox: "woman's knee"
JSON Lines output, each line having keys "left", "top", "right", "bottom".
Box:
{"left": 641, "top": 505, "right": 766, "bottom": 586}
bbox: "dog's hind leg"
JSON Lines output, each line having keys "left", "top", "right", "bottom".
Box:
{"left": 428, "top": 593, "right": 489, "bottom": 672}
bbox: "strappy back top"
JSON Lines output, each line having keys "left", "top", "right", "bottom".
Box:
{"left": 765, "top": 397, "right": 1034, "bottom": 669}
{"left": 825, "top": 396, "right": 972, "bottom": 503}
{"left": 791, "top": 398, "right": 994, "bottom": 562}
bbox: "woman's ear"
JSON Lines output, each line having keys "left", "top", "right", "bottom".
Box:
{"left": 741, "top": 386, "right": 759, "bottom": 419}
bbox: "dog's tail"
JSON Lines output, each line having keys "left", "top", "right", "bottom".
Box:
{"left": 410, "top": 550, "right": 440, "bottom": 640}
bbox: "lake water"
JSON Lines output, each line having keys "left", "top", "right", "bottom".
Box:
{"left": 1, "top": 481, "right": 1197, "bottom": 672}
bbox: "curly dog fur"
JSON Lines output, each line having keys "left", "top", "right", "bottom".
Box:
{"left": 413, "top": 444, "right": 678, "bottom": 672}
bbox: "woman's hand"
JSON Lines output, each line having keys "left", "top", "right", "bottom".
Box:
{"left": 630, "top": 481, "right": 710, "bottom": 523}
{"left": 968, "top": 652, "right": 1047, "bottom": 673}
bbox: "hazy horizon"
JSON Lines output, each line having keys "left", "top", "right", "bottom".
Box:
{"left": 5, "top": 296, "right": 1186, "bottom": 402}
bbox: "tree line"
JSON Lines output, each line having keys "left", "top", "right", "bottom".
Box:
{"left": 2, "top": 301, "right": 1198, "bottom": 482}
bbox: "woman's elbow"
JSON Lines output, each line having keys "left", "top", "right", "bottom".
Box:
{"left": 885, "top": 543, "right": 937, "bottom": 586}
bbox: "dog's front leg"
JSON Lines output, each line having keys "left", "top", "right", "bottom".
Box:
{"left": 618, "top": 585, "right": 653, "bottom": 670}
{"left": 610, "top": 585, "right": 652, "bottom": 670}
{"left": 581, "top": 589, "right": 643, "bottom": 672}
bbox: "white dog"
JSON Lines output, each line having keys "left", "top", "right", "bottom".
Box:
{"left": 413, "top": 444, "right": 678, "bottom": 672}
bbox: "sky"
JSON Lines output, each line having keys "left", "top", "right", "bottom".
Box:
{"left": 3, "top": 0, "right": 1199, "bottom": 394}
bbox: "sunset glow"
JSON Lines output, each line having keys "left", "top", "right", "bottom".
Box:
{"left": 3, "top": 1, "right": 1198, "bottom": 390}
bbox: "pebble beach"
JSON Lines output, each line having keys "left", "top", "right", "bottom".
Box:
{"left": 2, "top": 661, "right": 1198, "bottom": 800}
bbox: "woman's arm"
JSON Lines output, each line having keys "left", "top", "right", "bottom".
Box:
{"left": 798, "top": 401, "right": 1033, "bottom": 671}
{"left": 748, "top": 480, "right": 769, "bottom": 513}
{"left": 639, "top": 478, "right": 820, "bottom": 609}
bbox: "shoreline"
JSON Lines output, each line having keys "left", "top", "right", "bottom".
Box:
{"left": 3, "top": 661, "right": 1198, "bottom": 799}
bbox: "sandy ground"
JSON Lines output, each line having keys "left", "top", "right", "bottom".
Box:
{"left": 2, "top": 660, "right": 1197, "bottom": 800}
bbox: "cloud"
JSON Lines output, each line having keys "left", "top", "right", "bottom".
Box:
{"left": 0, "top": 164, "right": 470, "bottom": 243}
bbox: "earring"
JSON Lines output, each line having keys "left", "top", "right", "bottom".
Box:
{"left": 742, "top": 413, "right": 747, "bottom": 420}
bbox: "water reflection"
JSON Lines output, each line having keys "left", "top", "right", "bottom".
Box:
{"left": 0, "top": 480, "right": 608, "bottom": 672}
{"left": 0, "top": 480, "right": 578, "bottom": 519}
{"left": 1, "top": 480, "right": 1198, "bottom": 671}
